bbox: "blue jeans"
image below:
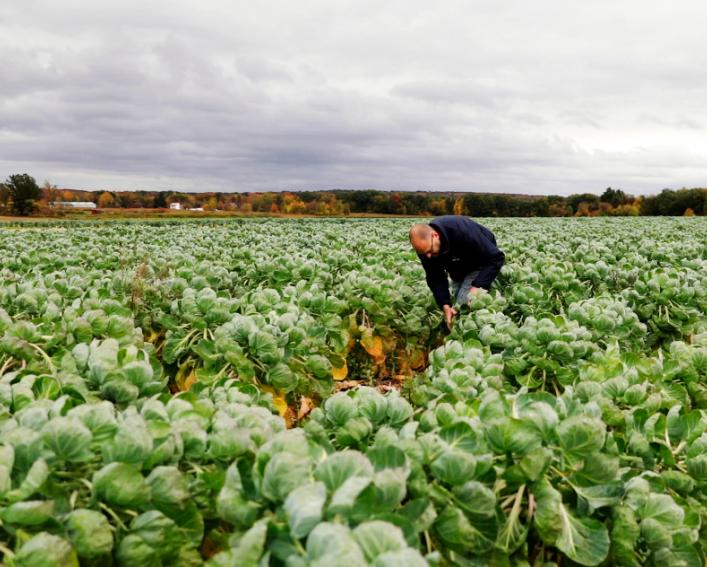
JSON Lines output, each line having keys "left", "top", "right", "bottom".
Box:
{"left": 450, "top": 271, "right": 480, "bottom": 305}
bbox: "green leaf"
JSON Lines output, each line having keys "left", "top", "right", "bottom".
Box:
{"left": 306, "top": 522, "right": 367, "bottom": 567}
{"left": 517, "top": 400, "right": 559, "bottom": 441}
{"left": 168, "top": 502, "right": 204, "bottom": 549}
{"left": 0, "top": 443, "right": 14, "bottom": 469}
{"left": 438, "top": 422, "right": 479, "bottom": 452}
{"left": 434, "top": 506, "right": 495, "bottom": 554}
{"left": 686, "top": 454, "right": 707, "bottom": 480}
{"left": 314, "top": 451, "right": 373, "bottom": 491}
{"left": 267, "top": 362, "right": 297, "bottom": 392}
{"left": 372, "top": 549, "right": 428, "bottom": 567}
{"left": 571, "top": 452, "right": 619, "bottom": 485}
{"left": 324, "top": 393, "right": 358, "bottom": 426}
{"left": 42, "top": 417, "right": 93, "bottom": 462}
{"left": 400, "top": 498, "right": 438, "bottom": 532}
{"left": 357, "top": 389, "right": 389, "bottom": 425}
{"left": 519, "top": 446, "right": 552, "bottom": 482}
{"left": 146, "top": 466, "right": 191, "bottom": 512}
{"left": 69, "top": 400, "right": 117, "bottom": 442}
{"left": 431, "top": 449, "right": 477, "bottom": 485}
{"left": 352, "top": 521, "right": 407, "bottom": 562}
{"left": 532, "top": 479, "right": 609, "bottom": 566}
{"left": 652, "top": 545, "right": 703, "bottom": 567}
{"left": 328, "top": 476, "right": 372, "bottom": 518}
{"left": 609, "top": 506, "right": 641, "bottom": 567}
{"left": 486, "top": 418, "right": 542, "bottom": 456}
{"left": 373, "top": 467, "right": 408, "bottom": 506}
{"left": 639, "top": 493, "right": 684, "bottom": 526}
{"left": 640, "top": 518, "right": 672, "bottom": 550}
{"left": 366, "top": 445, "right": 407, "bottom": 471}
{"left": 386, "top": 394, "right": 413, "bottom": 426}
{"left": 2, "top": 499, "right": 54, "bottom": 526}
{"left": 13, "top": 532, "right": 79, "bottom": 567}
{"left": 660, "top": 470, "right": 695, "bottom": 495}
{"left": 306, "top": 355, "right": 333, "bottom": 379}
{"left": 230, "top": 518, "right": 269, "bottom": 567}
{"left": 284, "top": 481, "right": 327, "bottom": 539}
{"left": 249, "top": 331, "right": 281, "bottom": 364}
{"left": 496, "top": 488, "right": 528, "bottom": 554}
{"left": 5, "top": 458, "right": 50, "bottom": 503}
{"left": 261, "top": 451, "right": 310, "bottom": 502}
{"left": 453, "top": 481, "right": 496, "bottom": 518}
{"left": 571, "top": 482, "right": 623, "bottom": 514}
{"left": 557, "top": 416, "right": 606, "bottom": 459}
{"left": 92, "top": 462, "right": 150, "bottom": 508}
{"left": 101, "top": 414, "right": 153, "bottom": 464}
{"left": 217, "top": 476, "right": 261, "bottom": 528}
{"left": 115, "top": 533, "right": 160, "bottom": 567}
{"left": 0, "top": 464, "right": 10, "bottom": 495}
{"left": 336, "top": 417, "right": 373, "bottom": 447}
{"left": 129, "top": 510, "right": 185, "bottom": 561}
{"left": 65, "top": 509, "right": 114, "bottom": 558}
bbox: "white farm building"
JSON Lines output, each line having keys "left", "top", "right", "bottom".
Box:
{"left": 50, "top": 201, "right": 97, "bottom": 209}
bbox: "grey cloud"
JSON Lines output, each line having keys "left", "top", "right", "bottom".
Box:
{"left": 1, "top": 0, "right": 706, "bottom": 195}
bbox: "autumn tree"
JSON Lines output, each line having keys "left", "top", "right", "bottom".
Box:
{"left": 98, "top": 192, "right": 116, "bottom": 208}
{"left": 0, "top": 182, "right": 9, "bottom": 213}
{"left": 42, "top": 180, "right": 59, "bottom": 207}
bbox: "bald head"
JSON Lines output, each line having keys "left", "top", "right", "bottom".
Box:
{"left": 409, "top": 223, "right": 440, "bottom": 257}
{"left": 409, "top": 223, "right": 433, "bottom": 246}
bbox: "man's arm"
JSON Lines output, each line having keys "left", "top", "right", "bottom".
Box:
{"left": 418, "top": 254, "right": 451, "bottom": 308}
{"left": 462, "top": 227, "right": 505, "bottom": 289}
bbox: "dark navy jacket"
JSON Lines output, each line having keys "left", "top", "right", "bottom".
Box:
{"left": 418, "top": 216, "right": 505, "bottom": 308}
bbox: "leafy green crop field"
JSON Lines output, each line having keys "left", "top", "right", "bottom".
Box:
{"left": 0, "top": 217, "right": 705, "bottom": 566}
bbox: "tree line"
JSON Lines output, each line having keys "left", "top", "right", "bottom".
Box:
{"left": 1, "top": 173, "right": 704, "bottom": 217}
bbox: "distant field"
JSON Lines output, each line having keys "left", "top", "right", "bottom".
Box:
{"left": 0, "top": 217, "right": 705, "bottom": 566}
{"left": 1, "top": 208, "right": 427, "bottom": 222}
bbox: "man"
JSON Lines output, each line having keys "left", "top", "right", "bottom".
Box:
{"left": 410, "top": 215, "right": 505, "bottom": 328}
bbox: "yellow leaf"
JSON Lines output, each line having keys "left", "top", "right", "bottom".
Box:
{"left": 332, "top": 360, "right": 348, "bottom": 381}
{"left": 175, "top": 363, "right": 196, "bottom": 391}
{"left": 361, "top": 334, "right": 384, "bottom": 358}
{"left": 183, "top": 371, "right": 198, "bottom": 391}
{"left": 261, "top": 385, "right": 289, "bottom": 418}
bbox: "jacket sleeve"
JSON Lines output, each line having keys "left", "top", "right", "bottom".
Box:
{"left": 418, "top": 254, "right": 451, "bottom": 308}
{"left": 463, "top": 227, "right": 505, "bottom": 289}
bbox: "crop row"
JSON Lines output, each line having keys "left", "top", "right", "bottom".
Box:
{"left": 0, "top": 217, "right": 705, "bottom": 566}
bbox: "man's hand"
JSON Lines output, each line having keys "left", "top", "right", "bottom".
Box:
{"left": 442, "top": 304, "right": 458, "bottom": 328}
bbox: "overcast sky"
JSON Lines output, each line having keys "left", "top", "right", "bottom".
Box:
{"left": 1, "top": 0, "right": 706, "bottom": 195}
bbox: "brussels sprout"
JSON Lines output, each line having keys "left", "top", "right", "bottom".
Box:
{"left": 13, "top": 533, "right": 79, "bottom": 567}
{"left": 92, "top": 462, "right": 150, "bottom": 508}
{"left": 386, "top": 395, "right": 413, "bottom": 426}
{"left": 116, "top": 533, "right": 160, "bottom": 567}
{"left": 146, "top": 466, "right": 190, "bottom": 510}
{"left": 267, "top": 362, "right": 297, "bottom": 392}
{"left": 624, "top": 383, "right": 648, "bottom": 405}
{"left": 356, "top": 388, "right": 388, "bottom": 425}
{"left": 546, "top": 340, "right": 574, "bottom": 362}
{"left": 324, "top": 393, "right": 358, "bottom": 426}
{"left": 65, "top": 509, "right": 114, "bottom": 558}
{"left": 42, "top": 416, "right": 93, "bottom": 462}
{"left": 306, "top": 355, "right": 333, "bottom": 380}
{"left": 431, "top": 450, "right": 477, "bottom": 486}
{"left": 336, "top": 417, "right": 374, "bottom": 447}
